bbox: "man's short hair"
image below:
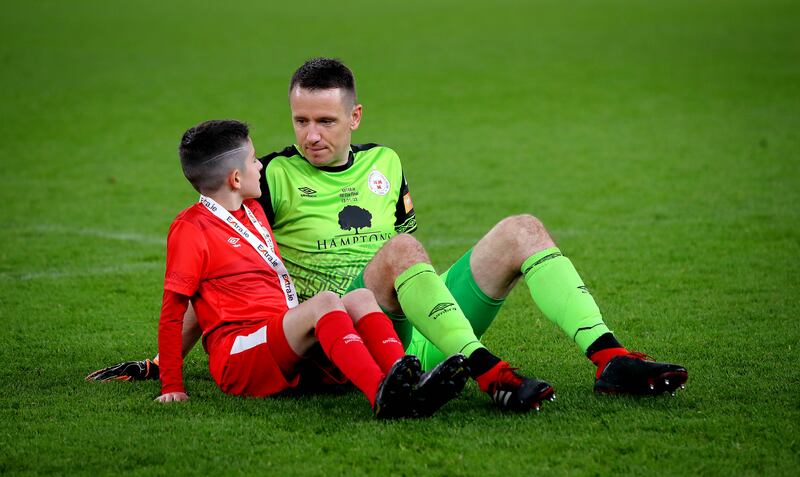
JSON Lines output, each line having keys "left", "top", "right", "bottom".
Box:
{"left": 179, "top": 120, "right": 250, "bottom": 194}
{"left": 289, "top": 57, "right": 357, "bottom": 104}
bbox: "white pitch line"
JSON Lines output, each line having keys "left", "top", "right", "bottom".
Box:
{"left": 26, "top": 224, "right": 166, "bottom": 246}
{"left": 0, "top": 262, "right": 163, "bottom": 282}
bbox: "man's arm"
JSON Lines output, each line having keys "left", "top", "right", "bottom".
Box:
{"left": 394, "top": 172, "right": 417, "bottom": 234}
{"left": 84, "top": 304, "right": 202, "bottom": 382}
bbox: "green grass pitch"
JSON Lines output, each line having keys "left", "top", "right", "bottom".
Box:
{"left": 1, "top": 0, "right": 798, "bottom": 475}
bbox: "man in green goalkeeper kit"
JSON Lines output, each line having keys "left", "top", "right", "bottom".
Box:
{"left": 88, "top": 58, "right": 688, "bottom": 410}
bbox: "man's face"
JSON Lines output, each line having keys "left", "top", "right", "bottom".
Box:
{"left": 239, "top": 137, "right": 263, "bottom": 199}
{"left": 289, "top": 86, "right": 362, "bottom": 168}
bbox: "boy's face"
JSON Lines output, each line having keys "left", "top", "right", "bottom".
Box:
{"left": 239, "top": 137, "right": 262, "bottom": 199}
{"left": 289, "top": 86, "right": 362, "bottom": 168}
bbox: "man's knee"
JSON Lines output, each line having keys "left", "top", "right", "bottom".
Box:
{"left": 476, "top": 215, "right": 555, "bottom": 267}
{"left": 497, "top": 214, "right": 553, "bottom": 248}
{"left": 385, "top": 233, "right": 428, "bottom": 258}
{"left": 362, "top": 235, "right": 428, "bottom": 313}
{"left": 498, "top": 214, "right": 548, "bottom": 235}
{"left": 375, "top": 234, "right": 430, "bottom": 271}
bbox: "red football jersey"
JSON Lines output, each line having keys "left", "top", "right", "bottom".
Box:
{"left": 158, "top": 199, "right": 289, "bottom": 394}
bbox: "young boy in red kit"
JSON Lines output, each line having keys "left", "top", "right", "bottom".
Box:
{"left": 156, "top": 119, "right": 468, "bottom": 418}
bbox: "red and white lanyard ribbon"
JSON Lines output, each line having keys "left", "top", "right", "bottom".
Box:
{"left": 199, "top": 195, "right": 298, "bottom": 309}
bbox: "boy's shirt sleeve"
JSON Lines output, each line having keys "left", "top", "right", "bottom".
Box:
{"left": 163, "top": 219, "right": 206, "bottom": 296}
{"left": 158, "top": 290, "right": 190, "bottom": 394}
{"left": 159, "top": 218, "right": 207, "bottom": 395}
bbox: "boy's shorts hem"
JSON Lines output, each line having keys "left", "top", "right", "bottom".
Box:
{"left": 207, "top": 312, "right": 301, "bottom": 397}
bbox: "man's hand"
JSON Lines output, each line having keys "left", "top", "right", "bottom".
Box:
{"left": 155, "top": 392, "right": 189, "bottom": 403}
{"left": 85, "top": 359, "right": 160, "bottom": 382}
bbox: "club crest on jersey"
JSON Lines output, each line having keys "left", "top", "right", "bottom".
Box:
{"left": 367, "top": 170, "right": 390, "bottom": 196}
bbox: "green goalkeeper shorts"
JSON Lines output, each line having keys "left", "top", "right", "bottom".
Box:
{"left": 346, "top": 249, "right": 505, "bottom": 371}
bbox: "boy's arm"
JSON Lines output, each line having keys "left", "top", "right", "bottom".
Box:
{"left": 86, "top": 218, "right": 205, "bottom": 384}
{"left": 156, "top": 289, "right": 191, "bottom": 402}
{"left": 156, "top": 218, "right": 205, "bottom": 401}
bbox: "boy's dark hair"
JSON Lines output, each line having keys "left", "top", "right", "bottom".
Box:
{"left": 178, "top": 120, "right": 250, "bottom": 193}
{"left": 289, "top": 57, "right": 357, "bottom": 104}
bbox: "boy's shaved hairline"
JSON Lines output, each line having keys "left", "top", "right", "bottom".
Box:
{"left": 179, "top": 120, "right": 250, "bottom": 194}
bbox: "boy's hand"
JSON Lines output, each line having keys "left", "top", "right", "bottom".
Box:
{"left": 85, "top": 359, "right": 159, "bottom": 382}
{"left": 155, "top": 392, "right": 189, "bottom": 403}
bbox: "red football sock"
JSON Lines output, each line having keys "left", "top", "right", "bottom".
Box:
{"left": 589, "top": 347, "right": 629, "bottom": 379}
{"left": 354, "top": 312, "right": 406, "bottom": 374}
{"left": 315, "top": 310, "right": 384, "bottom": 407}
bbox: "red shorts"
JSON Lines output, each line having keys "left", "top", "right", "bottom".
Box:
{"left": 206, "top": 313, "right": 301, "bottom": 397}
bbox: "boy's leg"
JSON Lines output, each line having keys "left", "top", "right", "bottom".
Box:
{"left": 282, "top": 291, "right": 384, "bottom": 407}
{"left": 342, "top": 288, "right": 469, "bottom": 417}
{"left": 284, "top": 291, "right": 421, "bottom": 417}
{"left": 340, "top": 288, "right": 406, "bottom": 373}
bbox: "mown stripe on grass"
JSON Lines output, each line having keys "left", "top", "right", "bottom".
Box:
{"left": 0, "top": 262, "right": 163, "bottom": 281}
{"left": 26, "top": 224, "right": 166, "bottom": 246}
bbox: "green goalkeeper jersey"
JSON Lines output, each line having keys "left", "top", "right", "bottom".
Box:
{"left": 257, "top": 143, "right": 417, "bottom": 300}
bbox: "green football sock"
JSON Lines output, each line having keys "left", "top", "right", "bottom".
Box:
{"left": 521, "top": 247, "right": 611, "bottom": 353}
{"left": 395, "top": 263, "right": 484, "bottom": 357}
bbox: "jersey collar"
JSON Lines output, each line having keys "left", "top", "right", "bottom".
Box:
{"left": 295, "top": 145, "right": 356, "bottom": 172}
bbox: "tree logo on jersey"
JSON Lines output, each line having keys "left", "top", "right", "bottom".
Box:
{"left": 317, "top": 206, "right": 393, "bottom": 250}
{"left": 338, "top": 205, "right": 372, "bottom": 234}
{"left": 367, "top": 170, "right": 390, "bottom": 196}
{"left": 429, "top": 302, "right": 456, "bottom": 320}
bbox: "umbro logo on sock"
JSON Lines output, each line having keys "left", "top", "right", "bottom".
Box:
{"left": 429, "top": 302, "right": 456, "bottom": 319}
{"left": 342, "top": 333, "right": 363, "bottom": 345}
{"left": 578, "top": 285, "right": 590, "bottom": 294}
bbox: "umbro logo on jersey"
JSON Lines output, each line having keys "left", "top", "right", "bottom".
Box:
{"left": 298, "top": 187, "right": 317, "bottom": 197}
{"left": 429, "top": 302, "right": 456, "bottom": 319}
{"left": 578, "top": 285, "right": 590, "bottom": 294}
{"left": 227, "top": 237, "right": 242, "bottom": 248}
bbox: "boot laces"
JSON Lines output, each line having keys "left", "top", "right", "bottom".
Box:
{"left": 626, "top": 351, "right": 653, "bottom": 361}
{"left": 492, "top": 365, "right": 524, "bottom": 392}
